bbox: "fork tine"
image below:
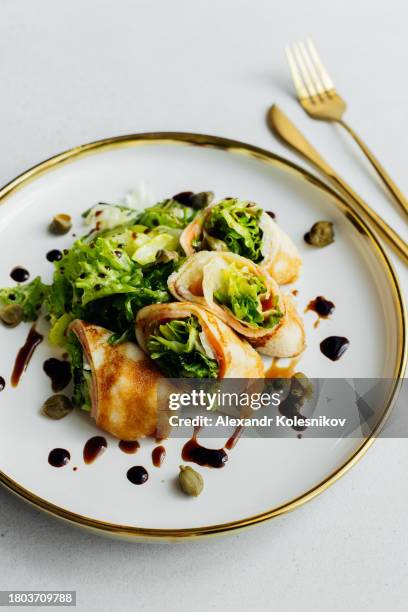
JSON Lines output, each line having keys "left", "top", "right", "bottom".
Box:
{"left": 285, "top": 45, "right": 308, "bottom": 99}
{"left": 292, "top": 42, "right": 318, "bottom": 100}
{"left": 306, "top": 39, "right": 335, "bottom": 91}
{"left": 298, "top": 40, "right": 326, "bottom": 96}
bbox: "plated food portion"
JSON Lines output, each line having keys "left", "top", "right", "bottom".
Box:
{"left": 0, "top": 188, "right": 315, "bottom": 495}
{"left": 180, "top": 198, "right": 302, "bottom": 284}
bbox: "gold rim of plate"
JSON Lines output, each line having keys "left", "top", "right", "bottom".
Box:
{"left": 0, "top": 132, "right": 406, "bottom": 542}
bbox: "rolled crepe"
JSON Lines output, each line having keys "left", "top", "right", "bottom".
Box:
{"left": 168, "top": 251, "right": 305, "bottom": 358}
{"left": 180, "top": 198, "right": 302, "bottom": 285}
{"left": 136, "top": 302, "right": 265, "bottom": 378}
{"left": 70, "top": 320, "right": 161, "bottom": 440}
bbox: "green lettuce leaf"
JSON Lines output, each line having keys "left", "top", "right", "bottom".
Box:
{"left": 65, "top": 332, "right": 91, "bottom": 412}
{"left": 147, "top": 316, "right": 219, "bottom": 378}
{"left": 204, "top": 199, "right": 264, "bottom": 262}
{"left": 136, "top": 199, "right": 196, "bottom": 230}
{"left": 0, "top": 276, "right": 49, "bottom": 321}
{"left": 214, "top": 266, "right": 283, "bottom": 328}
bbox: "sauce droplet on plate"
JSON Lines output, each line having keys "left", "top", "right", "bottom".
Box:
{"left": 306, "top": 296, "right": 335, "bottom": 328}
{"left": 46, "top": 249, "right": 63, "bottom": 262}
{"left": 83, "top": 436, "right": 107, "bottom": 464}
{"left": 127, "top": 466, "right": 149, "bottom": 485}
{"left": 320, "top": 336, "right": 349, "bottom": 361}
{"left": 152, "top": 445, "right": 166, "bottom": 467}
{"left": 10, "top": 267, "right": 30, "bottom": 282}
{"left": 119, "top": 440, "right": 140, "bottom": 454}
{"left": 11, "top": 325, "right": 43, "bottom": 387}
{"left": 48, "top": 448, "right": 70, "bottom": 467}
{"left": 0, "top": 377, "right": 5, "bottom": 391}
{"left": 225, "top": 425, "right": 244, "bottom": 450}
{"left": 266, "top": 357, "right": 299, "bottom": 379}
{"left": 182, "top": 436, "right": 228, "bottom": 468}
{"left": 43, "top": 358, "right": 72, "bottom": 392}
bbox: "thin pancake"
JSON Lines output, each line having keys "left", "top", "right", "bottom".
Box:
{"left": 70, "top": 320, "right": 161, "bottom": 441}
{"left": 136, "top": 301, "right": 265, "bottom": 378}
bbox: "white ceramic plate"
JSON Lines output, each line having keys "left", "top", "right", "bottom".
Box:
{"left": 0, "top": 134, "right": 405, "bottom": 540}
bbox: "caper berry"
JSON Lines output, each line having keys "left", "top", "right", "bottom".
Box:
{"left": 304, "top": 221, "right": 334, "bottom": 247}
{"left": 155, "top": 249, "right": 179, "bottom": 264}
{"left": 42, "top": 394, "right": 73, "bottom": 419}
{"left": 202, "top": 231, "right": 228, "bottom": 252}
{"left": 178, "top": 465, "right": 204, "bottom": 497}
{"left": 48, "top": 214, "right": 72, "bottom": 235}
{"left": 191, "top": 191, "right": 214, "bottom": 210}
{"left": 0, "top": 304, "right": 24, "bottom": 327}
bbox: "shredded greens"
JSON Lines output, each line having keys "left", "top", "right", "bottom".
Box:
{"left": 136, "top": 198, "right": 196, "bottom": 230}
{"left": 0, "top": 276, "right": 49, "bottom": 321}
{"left": 66, "top": 332, "right": 91, "bottom": 411}
{"left": 214, "top": 265, "right": 283, "bottom": 328}
{"left": 203, "top": 199, "right": 264, "bottom": 262}
{"left": 147, "top": 316, "right": 219, "bottom": 378}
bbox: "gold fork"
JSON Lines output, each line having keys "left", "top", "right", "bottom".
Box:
{"left": 286, "top": 39, "right": 408, "bottom": 218}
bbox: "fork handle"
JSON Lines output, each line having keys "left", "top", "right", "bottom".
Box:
{"left": 338, "top": 119, "right": 408, "bottom": 218}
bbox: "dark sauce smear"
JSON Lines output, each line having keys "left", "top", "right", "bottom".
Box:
{"left": 46, "top": 249, "right": 63, "bottom": 262}
{"left": 182, "top": 437, "right": 228, "bottom": 468}
{"left": 127, "top": 466, "right": 149, "bottom": 485}
{"left": 11, "top": 325, "right": 43, "bottom": 387}
{"left": 266, "top": 211, "right": 276, "bottom": 219}
{"left": 172, "top": 191, "right": 194, "bottom": 205}
{"left": 225, "top": 425, "right": 244, "bottom": 450}
{"left": 43, "top": 358, "right": 72, "bottom": 392}
{"left": 0, "top": 377, "right": 5, "bottom": 391}
{"left": 10, "top": 267, "right": 29, "bottom": 282}
{"left": 307, "top": 296, "right": 335, "bottom": 318}
{"left": 119, "top": 440, "right": 140, "bottom": 454}
{"left": 83, "top": 436, "right": 107, "bottom": 464}
{"left": 306, "top": 296, "right": 335, "bottom": 328}
{"left": 48, "top": 448, "right": 70, "bottom": 467}
{"left": 152, "top": 445, "right": 166, "bottom": 467}
{"left": 320, "top": 336, "right": 350, "bottom": 361}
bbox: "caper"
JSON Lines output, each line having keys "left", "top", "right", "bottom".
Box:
{"left": 202, "top": 231, "right": 228, "bottom": 252}
{"left": 178, "top": 465, "right": 204, "bottom": 497}
{"left": 155, "top": 249, "right": 179, "bottom": 264}
{"left": 292, "top": 372, "right": 314, "bottom": 400}
{"left": 191, "top": 191, "right": 214, "bottom": 210}
{"left": 0, "top": 304, "right": 24, "bottom": 327}
{"left": 42, "top": 394, "right": 73, "bottom": 419}
{"left": 304, "top": 221, "right": 334, "bottom": 247}
{"left": 48, "top": 214, "right": 72, "bottom": 235}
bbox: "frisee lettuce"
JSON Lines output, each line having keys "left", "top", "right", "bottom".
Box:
{"left": 0, "top": 276, "right": 49, "bottom": 321}
{"left": 136, "top": 198, "right": 196, "bottom": 230}
{"left": 65, "top": 332, "right": 91, "bottom": 412}
{"left": 147, "top": 316, "right": 219, "bottom": 378}
{"left": 213, "top": 266, "right": 283, "bottom": 328}
{"left": 203, "top": 199, "right": 264, "bottom": 262}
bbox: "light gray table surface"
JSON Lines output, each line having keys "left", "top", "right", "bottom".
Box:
{"left": 0, "top": 1, "right": 407, "bottom": 610}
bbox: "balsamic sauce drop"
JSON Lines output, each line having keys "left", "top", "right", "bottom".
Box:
{"left": 83, "top": 436, "right": 107, "bottom": 464}
{"left": 320, "top": 336, "right": 350, "bottom": 361}
{"left": 11, "top": 325, "right": 43, "bottom": 387}
{"left": 225, "top": 425, "right": 244, "bottom": 450}
{"left": 46, "top": 249, "right": 63, "bottom": 262}
{"left": 182, "top": 437, "right": 228, "bottom": 468}
{"left": 266, "top": 211, "right": 276, "bottom": 219}
{"left": 10, "top": 267, "right": 30, "bottom": 282}
{"left": 127, "top": 466, "right": 149, "bottom": 485}
{"left": 48, "top": 448, "right": 70, "bottom": 467}
{"left": 0, "top": 377, "right": 5, "bottom": 392}
{"left": 306, "top": 296, "right": 335, "bottom": 327}
{"left": 152, "top": 445, "right": 166, "bottom": 467}
{"left": 43, "top": 358, "right": 72, "bottom": 392}
{"left": 118, "top": 440, "right": 140, "bottom": 454}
